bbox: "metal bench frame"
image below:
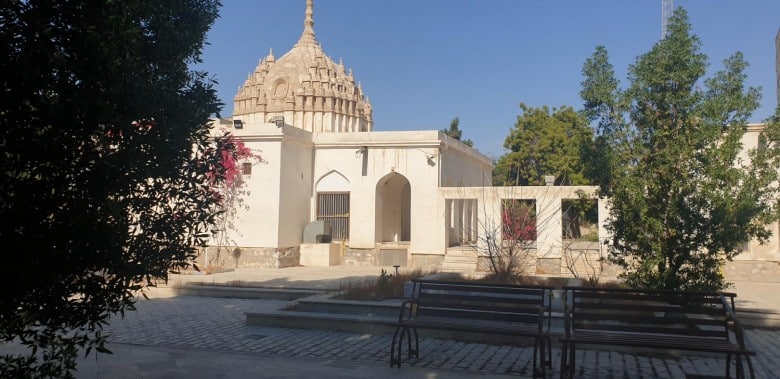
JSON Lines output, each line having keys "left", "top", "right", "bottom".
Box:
{"left": 390, "top": 279, "right": 553, "bottom": 378}
{"left": 559, "top": 286, "right": 756, "bottom": 379}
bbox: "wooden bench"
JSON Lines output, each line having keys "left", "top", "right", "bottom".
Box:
{"left": 390, "top": 279, "right": 554, "bottom": 377}
{"left": 559, "top": 286, "right": 756, "bottom": 379}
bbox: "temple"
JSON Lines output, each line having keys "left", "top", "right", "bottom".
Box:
{"left": 206, "top": 1, "right": 780, "bottom": 282}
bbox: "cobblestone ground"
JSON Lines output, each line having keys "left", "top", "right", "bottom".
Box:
{"left": 105, "top": 296, "right": 776, "bottom": 378}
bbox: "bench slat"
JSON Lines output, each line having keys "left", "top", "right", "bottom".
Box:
{"left": 574, "top": 298, "right": 726, "bottom": 316}
{"left": 419, "top": 292, "right": 545, "bottom": 306}
{"left": 572, "top": 322, "right": 728, "bottom": 338}
{"left": 417, "top": 307, "right": 542, "bottom": 324}
{"left": 573, "top": 311, "right": 728, "bottom": 328}
{"left": 562, "top": 330, "right": 754, "bottom": 354}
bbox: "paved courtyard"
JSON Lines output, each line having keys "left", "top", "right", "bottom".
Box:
{"left": 68, "top": 266, "right": 780, "bottom": 379}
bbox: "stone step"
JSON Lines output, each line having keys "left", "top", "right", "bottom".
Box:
{"left": 443, "top": 257, "right": 476, "bottom": 263}
{"left": 440, "top": 265, "right": 477, "bottom": 272}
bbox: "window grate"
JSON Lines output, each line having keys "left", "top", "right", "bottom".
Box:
{"left": 317, "top": 192, "right": 349, "bottom": 241}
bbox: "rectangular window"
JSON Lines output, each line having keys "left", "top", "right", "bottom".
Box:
{"left": 241, "top": 162, "right": 252, "bottom": 176}
{"left": 317, "top": 192, "right": 349, "bottom": 241}
{"left": 501, "top": 199, "right": 536, "bottom": 241}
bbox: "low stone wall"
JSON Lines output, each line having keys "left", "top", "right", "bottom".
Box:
{"left": 201, "top": 246, "right": 300, "bottom": 268}
{"left": 342, "top": 248, "right": 378, "bottom": 266}
{"left": 410, "top": 254, "right": 444, "bottom": 270}
{"left": 724, "top": 260, "right": 780, "bottom": 282}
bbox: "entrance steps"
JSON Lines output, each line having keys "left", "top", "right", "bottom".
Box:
{"left": 441, "top": 246, "right": 480, "bottom": 273}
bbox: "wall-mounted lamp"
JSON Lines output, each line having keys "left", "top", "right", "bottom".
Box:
{"left": 233, "top": 119, "right": 243, "bottom": 129}
{"left": 354, "top": 146, "right": 367, "bottom": 158}
{"left": 426, "top": 154, "right": 436, "bottom": 167}
{"left": 269, "top": 116, "right": 285, "bottom": 128}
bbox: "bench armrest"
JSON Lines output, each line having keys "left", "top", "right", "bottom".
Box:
{"left": 721, "top": 294, "right": 752, "bottom": 352}
{"left": 562, "top": 307, "right": 574, "bottom": 338}
{"left": 397, "top": 299, "right": 418, "bottom": 323}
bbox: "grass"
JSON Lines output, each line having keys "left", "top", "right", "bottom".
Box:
{"left": 334, "top": 268, "right": 436, "bottom": 300}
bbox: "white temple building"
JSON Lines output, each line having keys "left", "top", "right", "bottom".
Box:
{"left": 206, "top": 0, "right": 780, "bottom": 282}
{"left": 209, "top": 0, "right": 493, "bottom": 269}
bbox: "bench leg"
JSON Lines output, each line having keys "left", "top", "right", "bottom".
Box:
{"left": 533, "top": 337, "right": 540, "bottom": 378}
{"left": 390, "top": 325, "right": 420, "bottom": 368}
{"left": 725, "top": 352, "right": 756, "bottom": 379}
{"left": 559, "top": 342, "right": 575, "bottom": 379}
{"left": 408, "top": 327, "right": 419, "bottom": 359}
{"left": 745, "top": 355, "right": 755, "bottom": 379}
{"left": 731, "top": 353, "right": 755, "bottom": 379}
{"left": 390, "top": 326, "right": 403, "bottom": 367}
{"left": 546, "top": 335, "right": 553, "bottom": 367}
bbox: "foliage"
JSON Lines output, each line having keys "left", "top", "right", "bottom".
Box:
{"left": 0, "top": 1, "right": 223, "bottom": 377}
{"left": 502, "top": 200, "right": 537, "bottom": 241}
{"left": 336, "top": 269, "right": 435, "bottom": 300}
{"left": 493, "top": 103, "right": 593, "bottom": 186}
{"left": 562, "top": 194, "right": 598, "bottom": 240}
{"left": 579, "top": 7, "right": 780, "bottom": 292}
{"left": 442, "top": 117, "right": 473, "bottom": 147}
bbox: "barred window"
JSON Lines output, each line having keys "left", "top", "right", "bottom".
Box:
{"left": 317, "top": 192, "right": 349, "bottom": 241}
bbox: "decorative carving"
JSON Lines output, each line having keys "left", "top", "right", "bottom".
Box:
{"left": 272, "top": 79, "right": 288, "bottom": 99}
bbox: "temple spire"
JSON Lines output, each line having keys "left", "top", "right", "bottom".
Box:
{"left": 297, "top": 0, "right": 317, "bottom": 45}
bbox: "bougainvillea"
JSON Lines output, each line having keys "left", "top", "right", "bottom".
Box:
{"left": 502, "top": 200, "right": 537, "bottom": 241}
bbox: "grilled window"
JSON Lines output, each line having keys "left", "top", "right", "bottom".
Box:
{"left": 317, "top": 192, "right": 349, "bottom": 241}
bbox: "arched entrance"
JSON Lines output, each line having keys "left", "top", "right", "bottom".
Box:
{"left": 315, "top": 171, "right": 350, "bottom": 241}
{"left": 375, "top": 172, "right": 411, "bottom": 243}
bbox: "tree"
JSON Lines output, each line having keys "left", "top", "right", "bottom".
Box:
{"left": 442, "top": 117, "right": 473, "bottom": 147}
{"left": 580, "top": 7, "right": 780, "bottom": 292}
{"left": 0, "top": 1, "right": 225, "bottom": 377}
{"left": 493, "top": 103, "right": 593, "bottom": 186}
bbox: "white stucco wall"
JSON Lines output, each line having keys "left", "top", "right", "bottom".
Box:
{"left": 312, "top": 131, "right": 492, "bottom": 254}
{"left": 439, "top": 134, "right": 494, "bottom": 187}
{"left": 231, "top": 135, "right": 282, "bottom": 248}
{"left": 313, "top": 132, "right": 443, "bottom": 251}
{"left": 440, "top": 186, "right": 601, "bottom": 256}
{"left": 277, "top": 128, "right": 314, "bottom": 247}
{"left": 215, "top": 121, "right": 315, "bottom": 249}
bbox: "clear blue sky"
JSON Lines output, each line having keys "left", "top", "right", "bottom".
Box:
{"left": 196, "top": 1, "right": 780, "bottom": 159}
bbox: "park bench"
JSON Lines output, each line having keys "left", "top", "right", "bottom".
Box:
{"left": 559, "top": 286, "right": 756, "bottom": 379}
{"left": 390, "top": 279, "right": 554, "bottom": 377}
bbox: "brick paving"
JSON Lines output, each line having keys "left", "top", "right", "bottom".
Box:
{"left": 104, "top": 294, "right": 777, "bottom": 378}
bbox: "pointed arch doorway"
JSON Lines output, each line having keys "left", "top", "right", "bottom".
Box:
{"left": 316, "top": 170, "right": 350, "bottom": 241}
{"left": 375, "top": 172, "right": 411, "bottom": 243}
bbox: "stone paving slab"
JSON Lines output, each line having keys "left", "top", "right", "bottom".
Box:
{"left": 101, "top": 294, "right": 775, "bottom": 378}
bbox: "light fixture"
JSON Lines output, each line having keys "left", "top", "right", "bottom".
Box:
{"left": 354, "top": 146, "right": 367, "bottom": 158}
{"left": 269, "top": 116, "right": 285, "bottom": 128}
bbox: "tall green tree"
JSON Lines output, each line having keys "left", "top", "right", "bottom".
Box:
{"left": 580, "top": 7, "right": 780, "bottom": 292}
{"left": 0, "top": 1, "right": 226, "bottom": 377}
{"left": 493, "top": 103, "right": 593, "bottom": 186}
{"left": 442, "top": 117, "right": 473, "bottom": 147}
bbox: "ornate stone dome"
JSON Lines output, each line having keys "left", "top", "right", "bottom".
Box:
{"left": 233, "top": 0, "right": 372, "bottom": 133}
